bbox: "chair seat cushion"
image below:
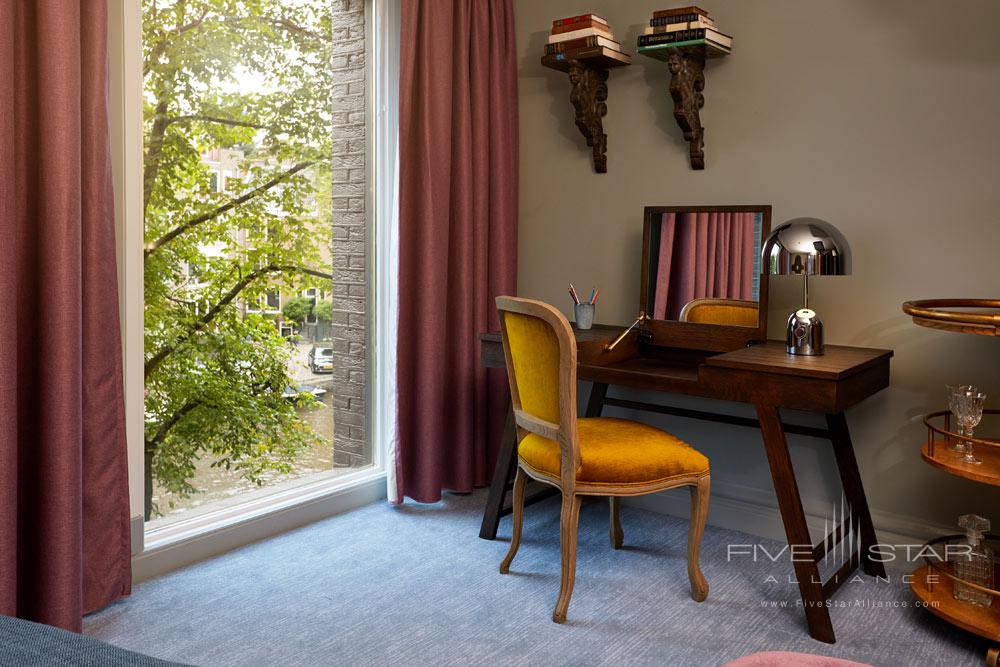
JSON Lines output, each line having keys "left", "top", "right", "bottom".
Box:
{"left": 518, "top": 417, "right": 709, "bottom": 487}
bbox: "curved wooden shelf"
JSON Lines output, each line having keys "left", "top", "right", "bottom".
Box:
{"left": 912, "top": 564, "right": 1000, "bottom": 642}
{"left": 923, "top": 410, "right": 1000, "bottom": 486}
{"left": 921, "top": 534, "right": 1000, "bottom": 596}
{"left": 923, "top": 442, "right": 1000, "bottom": 486}
{"left": 902, "top": 299, "right": 1000, "bottom": 336}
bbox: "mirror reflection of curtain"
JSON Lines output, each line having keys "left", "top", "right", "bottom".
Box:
{"left": 653, "top": 211, "right": 756, "bottom": 320}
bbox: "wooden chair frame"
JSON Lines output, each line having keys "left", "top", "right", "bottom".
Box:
{"left": 495, "top": 296, "right": 710, "bottom": 623}
{"left": 678, "top": 297, "right": 760, "bottom": 325}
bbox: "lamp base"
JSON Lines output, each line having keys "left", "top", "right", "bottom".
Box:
{"left": 786, "top": 308, "right": 824, "bottom": 355}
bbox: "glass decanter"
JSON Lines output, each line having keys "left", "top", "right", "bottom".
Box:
{"left": 953, "top": 514, "right": 995, "bottom": 608}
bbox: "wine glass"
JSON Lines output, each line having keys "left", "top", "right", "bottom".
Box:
{"left": 957, "top": 390, "right": 987, "bottom": 465}
{"left": 947, "top": 384, "right": 970, "bottom": 452}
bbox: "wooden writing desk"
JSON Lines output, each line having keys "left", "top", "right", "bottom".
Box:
{"left": 478, "top": 324, "right": 893, "bottom": 644}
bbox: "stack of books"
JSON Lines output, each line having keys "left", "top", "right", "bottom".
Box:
{"left": 543, "top": 13, "right": 631, "bottom": 66}
{"left": 636, "top": 6, "right": 732, "bottom": 59}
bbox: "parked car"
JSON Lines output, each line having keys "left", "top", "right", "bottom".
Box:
{"left": 308, "top": 345, "right": 334, "bottom": 373}
{"left": 282, "top": 384, "right": 327, "bottom": 400}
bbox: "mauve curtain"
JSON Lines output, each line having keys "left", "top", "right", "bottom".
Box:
{"left": 653, "top": 211, "right": 756, "bottom": 320}
{"left": 396, "top": 0, "right": 518, "bottom": 503}
{"left": 0, "top": 0, "right": 131, "bottom": 631}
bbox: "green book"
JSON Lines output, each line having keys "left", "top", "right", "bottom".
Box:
{"left": 637, "top": 38, "right": 730, "bottom": 60}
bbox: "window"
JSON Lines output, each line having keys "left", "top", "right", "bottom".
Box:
{"left": 265, "top": 290, "right": 281, "bottom": 311}
{"left": 141, "top": 0, "right": 376, "bottom": 532}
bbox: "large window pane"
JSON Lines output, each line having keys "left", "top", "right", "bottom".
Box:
{"left": 142, "top": 0, "right": 372, "bottom": 527}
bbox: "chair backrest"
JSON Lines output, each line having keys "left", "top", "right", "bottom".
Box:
{"left": 679, "top": 298, "right": 759, "bottom": 327}
{"left": 495, "top": 297, "right": 580, "bottom": 484}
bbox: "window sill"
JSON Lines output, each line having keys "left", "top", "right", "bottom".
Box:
{"left": 133, "top": 469, "right": 386, "bottom": 582}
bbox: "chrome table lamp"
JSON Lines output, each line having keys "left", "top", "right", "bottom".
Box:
{"left": 761, "top": 218, "right": 851, "bottom": 355}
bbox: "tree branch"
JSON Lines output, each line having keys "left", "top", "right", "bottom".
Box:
{"left": 143, "top": 99, "right": 172, "bottom": 213}
{"left": 144, "top": 11, "right": 210, "bottom": 76}
{"left": 165, "top": 293, "right": 197, "bottom": 306}
{"left": 144, "top": 12, "right": 325, "bottom": 76}
{"left": 263, "top": 17, "right": 326, "bottom": 42}
{"left": 164, "top": 115, "right": 268, "bottom": 130}
{"left": 146, "top": 400, "right": 202, "bottom": 452}
{"left": 144, "top": 161, "right": 314, "bottom": 260}
{"left": 144, "top": 263, "right": 333, "bottom": 380}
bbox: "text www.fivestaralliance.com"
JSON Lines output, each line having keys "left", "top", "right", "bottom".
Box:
{"left": 760, "top": 599, "right": 939, "bottom": 609}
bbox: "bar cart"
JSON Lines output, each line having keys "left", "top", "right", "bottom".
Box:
{"left": 903, "top": 299, "right": 1000, "bottom": 666}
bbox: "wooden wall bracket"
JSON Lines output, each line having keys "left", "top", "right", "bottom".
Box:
{"left": 666, "top": 49, "right": 706, "bottom": 170}
{"left": 567, "top": 61, "right": 610, "bottom": 173}
{"left": 639, "top": 44, "right": 730, "bottom": 170}
{"left": 541, "top": 51, "right": 630, "bottom": 173}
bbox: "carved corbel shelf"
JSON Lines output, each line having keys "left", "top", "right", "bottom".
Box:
{"left": 639, "top": 44, "right": 729, "bottom": 170}
{"left": 541, "top": 50, "right": 631, "bottom": 173}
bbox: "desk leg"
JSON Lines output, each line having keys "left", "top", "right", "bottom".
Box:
{"left": 479, "top": 405, "right": 518, "bottom": 540}
{"left": 756, "top": 405, "right": 836, "bottom": 644}
{"left": 586, "top": 382, "right": 608, "bottom": 417}
{"left": 826, "top": 412, "right": 885, "bottom": 578}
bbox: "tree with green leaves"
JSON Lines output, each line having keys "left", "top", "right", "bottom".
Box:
{"left": 282, "top": 296, "right": 316, "bottom": 327}
{"left": 313, "top": 299, "right": 333, "bottom": 323}
{"left": 142, "top": 0, "right": 333, "bottom": 518}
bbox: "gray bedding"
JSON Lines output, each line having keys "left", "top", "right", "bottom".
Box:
{"left": 0, "top": 615, "right": 190, "bottom": 667}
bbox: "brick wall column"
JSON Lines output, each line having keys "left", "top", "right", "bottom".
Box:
{"left": 330, "top": 0, "right": 369, "bottom": 467}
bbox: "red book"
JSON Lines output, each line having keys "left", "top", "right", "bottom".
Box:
{"left": 552, "top": 13, "right": 608, "bottom": 27}
{"left": 652, "top": 6, "right": 709, "bottom": 18}
{"left": 551, "top": 18, "right": 610, "bottom": 35}
{"left": 544, "top": 35, "right": 622, "bottom": 54}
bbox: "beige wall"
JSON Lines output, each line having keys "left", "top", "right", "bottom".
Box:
{"left": 515, "top": 0, "right": 1000, "bottom": 538}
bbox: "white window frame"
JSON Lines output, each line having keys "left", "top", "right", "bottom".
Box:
{"left": 109, "top": 0, "right": 396, "bottom": 572}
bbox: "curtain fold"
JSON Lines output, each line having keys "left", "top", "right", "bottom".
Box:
{"left": 396, "top": 0, "right": 518, "bottom": 503}
{"left": 0, "top": 0, "right": 132, "bottom": 632}
{"left": 653, "top": 211, "right": 756, "bottom": 320}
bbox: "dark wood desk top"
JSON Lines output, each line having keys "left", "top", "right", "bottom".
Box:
{"left": 482, "top": 326, "right": 891, "bottom": 379}
{"left": 708, "top": 342, "right": 893, "bottom": 381}
{"left": 479, "top": 323, "right": 621, "bottom": 345}
{"left": 480, "top": 325, "right": 893, "bottom": 414}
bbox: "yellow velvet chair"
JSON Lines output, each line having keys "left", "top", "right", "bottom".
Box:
{"left": 679, "top": 297, "right": 759, "bottom": 327}
{"left": 495, "top": 296, "right": 710, "bottom": 623}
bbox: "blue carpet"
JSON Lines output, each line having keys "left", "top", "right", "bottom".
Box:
{"left": 85, "top": 491, "right": 985, "bottom": 666}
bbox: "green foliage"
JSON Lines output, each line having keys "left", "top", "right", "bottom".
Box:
{"left": 143, "top": 0, "right": 333, "bottom": 518}
{"left": 313, "top": 299, "right": 333, "bottom": 323}
{"left": 282, "top": 296, "right": 315, "bottom": 325}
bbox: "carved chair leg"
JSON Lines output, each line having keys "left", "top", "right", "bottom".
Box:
{"left": 687, "top": 475, "right": 710, "bottom": 602}
{"left": 609, "top": 496, "right": 624, "bottom": 549}
{"left": 553, "top": 493, "right": 583, "bottom": 623}
{"left": 499, "top": 467, "right": 527, "bottom": 574}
